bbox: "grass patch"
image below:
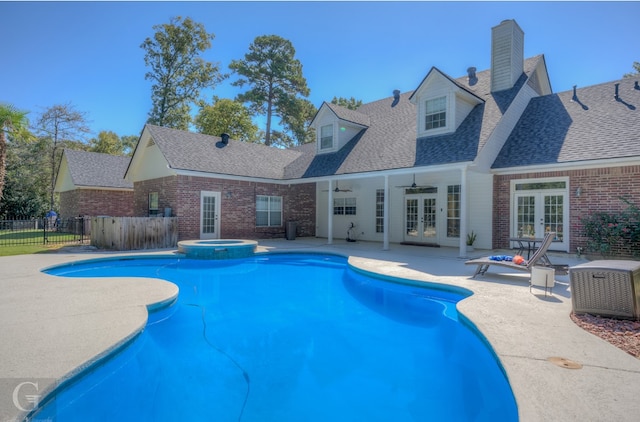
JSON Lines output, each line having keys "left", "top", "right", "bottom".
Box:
{"left": 0, "top": 229, "right": 77, "bottom": 243}
{"left": 0, "top": 229, "right": 84, "bottom": 256}
{"left": 0, "top": 244, "right": 66, "bottom": 257}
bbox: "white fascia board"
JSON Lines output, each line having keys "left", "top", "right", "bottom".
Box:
{"left": 302, "top": 163, "right": 473, "bottom": 183}
{"left": 75, "top": 186, "right": 134, "bottom": 192}
{"left": 492, "top": 156, "right": 640, "bottom": 175}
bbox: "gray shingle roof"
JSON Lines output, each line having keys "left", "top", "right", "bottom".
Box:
{"left": 63, "top": 149, "right": 133, "bottom": 189}
{"left": 300, "top": 56, "right": 544, "bottom": 177}
{"left": 324, "top": 102, "right": 370, "bottom": 127}
{"left": 146, "top": 125, "right": 304, "bottom": 180}
{"left": 493, "top": 77, "right": 640, "bottom": 168}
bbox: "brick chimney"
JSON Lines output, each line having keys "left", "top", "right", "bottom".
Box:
{"left": 491, "top": 19, "right": 524, "bottom": 92}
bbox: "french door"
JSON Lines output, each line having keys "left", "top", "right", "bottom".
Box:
{"left": 404, "top": 194, "right": 437, "bottom": 243}
{"left": 513, "top": 189, "right": 567, "bottom": 250}
{"left": 200, "top": 191, "right": 221, "bottom": 239}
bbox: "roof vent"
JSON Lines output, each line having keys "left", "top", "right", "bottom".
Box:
{"left": 391, "top": 89, "right": 400, "bottom": 107}
{"left": 614, "top": 83, "right": 620, "bottom": 101}
{"left": 467, "top": 67, "right": 478, "bottom": 86}
{"left": 572, "top": 85, "right": 578, "bottom": 101}
{"left": 221, "top": 133, "right": 230, "bottom": 145}
{"left": 635, "top": 81, "right": 640, "bottom": 90}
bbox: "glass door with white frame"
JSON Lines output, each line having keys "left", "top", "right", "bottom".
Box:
{"left": 200, "top": 191, "right": 221, "bottom": 239}
{"left": 404, "top": 193, "right": 438, "bottom": 244}
{"left": 513, "top": 180, "right": 567, "bottom": 251}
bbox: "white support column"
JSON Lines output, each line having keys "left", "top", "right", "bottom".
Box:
{"left": 383, "top": 174, "right": 390, "bottom": 250}
{"left": 327, "top": 179, "right": 333, "bottom": 245}
{"left": 459, "top": 167, "right": 468, "bottom": 257}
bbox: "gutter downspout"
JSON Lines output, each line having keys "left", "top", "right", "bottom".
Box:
{"left": 459, "top": 167, "right": 468, "bottom": 257}
{"left": 327, "top": 180, "right": 333, "bottom": 245}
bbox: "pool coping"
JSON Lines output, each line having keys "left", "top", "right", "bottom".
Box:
{"left": 1, "top": 239, "right": 639, "bottom": 421}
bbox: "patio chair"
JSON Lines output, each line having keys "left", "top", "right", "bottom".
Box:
{"left": 465, "top": 232, "right": 556, "bottom": 278}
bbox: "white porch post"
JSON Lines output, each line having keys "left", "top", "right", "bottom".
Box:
{"left": 459, "top": 167, "right": 468, "bottom": 257}
{"left": 327, "top": 179, "right": 333, "bottom": 245}
{"left": 383, "top": 174, "right": 390, "bottom": 250}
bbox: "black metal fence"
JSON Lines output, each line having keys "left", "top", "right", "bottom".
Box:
{"left": 0, "top": 217, "right": 87, "bottom": 247}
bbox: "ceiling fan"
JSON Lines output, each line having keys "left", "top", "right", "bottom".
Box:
{"left": 321, "top": 181, "right": 352, "bottom": 192}
{"left": 395, "top": 174, "right": 432, "bottom": 189}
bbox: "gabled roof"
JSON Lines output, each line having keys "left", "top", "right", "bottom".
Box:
{"left": 301, "top": 56, "right": 545, "bottom": 176}
{"left": 493, "top": 77, "right": 640, "bottom": 168}
{"left": 61, "top": 149, "right": 133, "bottom": 189}
{"left": 409, "top": 66, "right": 485, "bottom": 104}
{"left": 322, "top": 102, "right": 370, "bottom": 127}
{"left": 143, "top": 125, "right": 305, "bottom": 180}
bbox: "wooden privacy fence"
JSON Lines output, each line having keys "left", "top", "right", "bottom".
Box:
{"left": 91, "top": 217, "right": 179, "bottom": 250}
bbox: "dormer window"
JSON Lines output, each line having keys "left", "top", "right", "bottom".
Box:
{"left": 425, "top": 96, "right": 447, "bottom": 130}
{"left": 320, "top": 124, "right": 333, "bottom": 150}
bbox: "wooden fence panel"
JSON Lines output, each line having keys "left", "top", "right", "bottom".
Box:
{"left": 91, "top": 217, "right": 178, "bottom": 250}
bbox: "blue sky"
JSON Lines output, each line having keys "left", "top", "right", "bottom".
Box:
{"left": 2, "top": 1, "right": 638, "bottom": 138}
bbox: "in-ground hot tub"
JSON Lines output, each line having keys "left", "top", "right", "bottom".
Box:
{"left": 177, "top": 239, "right": 258, "bottom": 259}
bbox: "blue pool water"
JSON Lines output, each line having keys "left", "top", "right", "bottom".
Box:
{"left": 35, "top": 254, "right": 517, "bottom": 421}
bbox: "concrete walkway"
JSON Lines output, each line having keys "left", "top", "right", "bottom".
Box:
{"left": 1, "top": 239, "right": 639, "bottom": 421}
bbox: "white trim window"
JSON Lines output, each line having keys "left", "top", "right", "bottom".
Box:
{"left": 375, "top": 189, "right": 384, "bottom": 233}
{"left": 333, "top": 197, "right": 356, "bottom": 215}
{"left": 446, "top": 185, "right": 460, "bottom": 238}
{"left": 425, "top": 96, "right": 447, "bottom": 131}
{"left": 256, "top": 195, "right": 282, "bottom": 227}
{"left": 320, "top": 124, "right": 333, "bottom": 150}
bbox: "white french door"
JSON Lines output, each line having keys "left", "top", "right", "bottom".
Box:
{"left": 513, "top": 187, "right": 567, "bottom": 251}
{"left": 200, "top": 191, "right": 221, "bottom": 239}
{"left": 404, "top": 194, "right": 438, "bottom": 243}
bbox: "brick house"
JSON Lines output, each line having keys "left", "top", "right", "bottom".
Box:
{"left": 63, "top": 19, "right": 640, "bottom": 256}
{"left": 55, "top": 149, "right": 134, "bottom": 227}
{"left": 124, "top": 126, "right": 316, "bottom": 241}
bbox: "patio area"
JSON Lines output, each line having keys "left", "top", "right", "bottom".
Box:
{"left": 1, "top": 238, "right": 639, "bottom": 421}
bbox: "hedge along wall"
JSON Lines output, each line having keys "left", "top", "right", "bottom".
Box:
{"left": 134, "top": 175, "right": 316, "bottom": 241}
{"left": 494, "top": 164, "right": 640, "bottom": 257}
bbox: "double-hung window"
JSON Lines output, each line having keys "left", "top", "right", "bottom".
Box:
{"left": 256, "top": 195, "right": 282, "bottom": 227}
{"left": 320, "top": 124, "right": 333, "bottom": 150}
{"left": 333, "top": 197, "right": 356, "bottom": 215}
{"left": 425, "top": 96, "right": 447, "bottom": 131}
{"left": 148, "top": 192, "right": 159, "bottom": 216}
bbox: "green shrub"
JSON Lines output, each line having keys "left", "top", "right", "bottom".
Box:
{"left": 581, "top": 197, "right": 640, "bottom": 258}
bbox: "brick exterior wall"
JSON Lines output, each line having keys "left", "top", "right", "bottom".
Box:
{"left": 59, "top": 189, "right": 134, "bottom": 219}
{"left": 494, "top": 164, "right": 640, "bottom": 257}
{"left": 134, "top": 176, "right": 316, "bottom": 241}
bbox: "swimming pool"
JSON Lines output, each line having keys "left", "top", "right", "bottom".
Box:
{"left": 34, "top": 253, "right": 517, "bottom": 421}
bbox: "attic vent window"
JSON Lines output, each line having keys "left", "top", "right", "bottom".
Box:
{"left": 146, "top": 138, "right": 155, "bottom": 147}
{"left": 425, "top": 96, "right": 447, "bottom": 130}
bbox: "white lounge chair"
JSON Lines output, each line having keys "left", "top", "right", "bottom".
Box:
{"left": 465, "top": 232, "right": 556, "bottom": 278}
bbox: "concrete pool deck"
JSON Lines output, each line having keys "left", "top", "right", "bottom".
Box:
{"left": 1, "top": 238, "right": 639, "bottom": 421}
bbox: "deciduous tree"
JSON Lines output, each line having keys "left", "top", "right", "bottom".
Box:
{"left": 89, "top": 131, "right": 121, "bottom": 155}
{"left": 230, "top": 35, "right": 310, "bottom": 146}
{"left": 0, "top": 136, "right": 49, "bottom": 219}
{"left": 141, "top": 16, "right": 223, "bottom": 130}
{"left": 33, "top": 103, "right": 90, "bottom": 211}
{"left": 195, "top": 98, "right": 260, "bottom": 143}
